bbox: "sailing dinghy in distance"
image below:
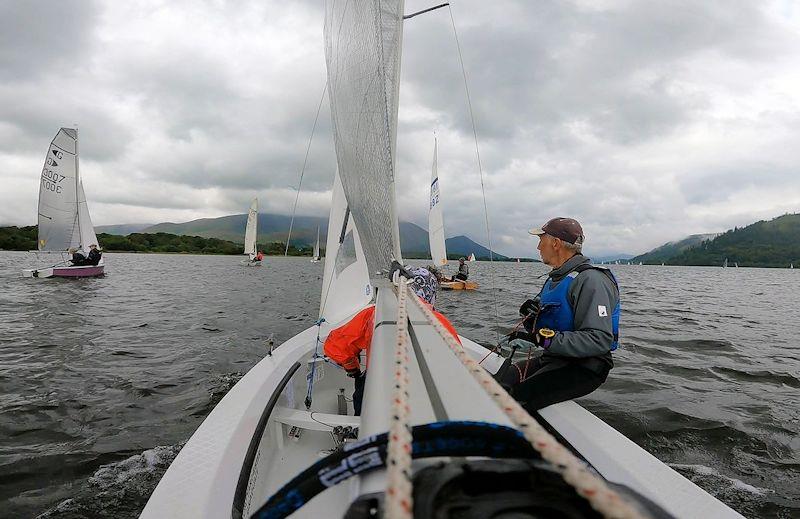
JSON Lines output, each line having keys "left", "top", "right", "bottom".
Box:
{"left": 310, "top": 226, "right": 321, "bottom": 262}
{"left": 243, "top": 198, "right": 261, "bottom": 266}
{"left": 468, "top": 252, "right": 476, "bottom": 262}
{"left": 22, "top": 128, "right": 104, "bottom": 278}
{"left": 429, "top": 137, "right": 477, "bottom": 291}
{"left": 143, "top": 2, "right": 743, "bottom": 518}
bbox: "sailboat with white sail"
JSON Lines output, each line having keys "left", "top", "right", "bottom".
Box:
{"left": 468, "top": 252, "right": 476, "bottom": 262}
{"left": 22, "top": 128, "right": 104, "bottom": 278}
{"left": 242, "top": 198, "right": 261, "bottom": 266}
{"left": 143, "top": 3, "right": 743, "bottom": 518}
{"left": 310, "top": 226, "right": 321, "bottom": 262}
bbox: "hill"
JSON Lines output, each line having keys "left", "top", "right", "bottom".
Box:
{"left": 140, "top": 213, "right": 507, "bottom": 260}
{"left": 669, "top": 214, "right": 800, "bottom": 267}
{"left": 95, "top": 224, "right": 153, "bottom": 235}
{"left": 632, "top": 233, "right": 719, "bottom": 264}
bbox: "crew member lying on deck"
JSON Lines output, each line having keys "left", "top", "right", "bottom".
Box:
{"left": 323, "top": 265, "right": 460, "bottom": 415}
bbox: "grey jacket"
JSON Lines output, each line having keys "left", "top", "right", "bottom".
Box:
{"left": 538, "top": 254, "right": 618, "bottom": 374}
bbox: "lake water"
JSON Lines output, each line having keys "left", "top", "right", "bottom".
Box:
{"left": 0, "top": 251, "right": 798, "bottom": 518}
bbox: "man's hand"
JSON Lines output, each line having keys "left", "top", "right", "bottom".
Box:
{"left": 497, "top": 331, "right": 536, "bottom": 353}
{"left": 519, "top": 297, "right": 541, "bottom": 317}
{"left": 533, "top": 328, "right": 555, "bottom": 349}
{"left": 346, "top": 368, "right": 362, "bottom": 378}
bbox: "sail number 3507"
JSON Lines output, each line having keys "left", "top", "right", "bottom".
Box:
{"left": 41, "top": 168, "right": 66, "bottom": 194}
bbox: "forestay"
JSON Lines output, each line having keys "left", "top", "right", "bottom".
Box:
{"left": 244, "top": 198, "right": 258, "bottom": 258}
{"left": 37, "top": 128, "right": 98, "bottom": 253}
{"left": 324, "top": 0, "right": 405, "bottom": 278}
{"left": 428, "top": 138, "right": 447, "bottom": 266}
{"left": 320, "top": 170, "right": 372, "bottom": 326}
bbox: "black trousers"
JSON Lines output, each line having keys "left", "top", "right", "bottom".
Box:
{"left": 453, "top": 273, "right": 468, "bottom": 281}
{"left": 496, "top": 356, "right": 608, "bottom": 412}
{"left": 352, "top": 372, "right": 367, "bottom": 415}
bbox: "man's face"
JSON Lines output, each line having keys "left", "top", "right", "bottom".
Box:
{"left": 537, "top": 234, "right": 557, "bottom": 266}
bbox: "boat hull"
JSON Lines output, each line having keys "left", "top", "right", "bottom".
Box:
{"left": 440, "top": 280, "right": 478, "bottom": 290}
{"left": 22, "top": 264, "right": 104, "bottom": 278}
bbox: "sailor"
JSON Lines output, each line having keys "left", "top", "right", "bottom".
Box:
{"left": 451, "top": 257, "right": 469, "bottom": 281}
{"left": 69, "top": 247, "right": 86, "bottom": 266}
{"left": 255, "top": 251, "right": 264, "bottom": 261}
{"left": 86, "top": 244, "right": 102, "bottom": 265}
{"left": 323, "top": 265, "right": 460, "bottom": 415}
{"left": 496, "top": 217, "right": 620, "bottom": 411}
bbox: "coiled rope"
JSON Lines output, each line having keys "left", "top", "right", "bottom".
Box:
{"left": 405, "top": 286, "right": 646, "bottom": 519}
{"left": 385, "top": 277, "right": 413, "bottom": 518}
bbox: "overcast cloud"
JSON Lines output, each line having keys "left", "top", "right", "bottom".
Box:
{"left": 2, "top": 0, "right": 799, "bottom": 257}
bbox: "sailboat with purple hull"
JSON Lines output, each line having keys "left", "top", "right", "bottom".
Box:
{"left": 22, "top": 128, "right": 104, "bottom": 278}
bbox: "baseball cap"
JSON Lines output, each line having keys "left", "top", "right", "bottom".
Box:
{"left": 529, "top": 217, "right": 584, "bottom": 244}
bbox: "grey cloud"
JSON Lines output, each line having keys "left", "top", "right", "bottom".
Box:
{"left": 0, "top": 0, "right": 99, "bottom": 81}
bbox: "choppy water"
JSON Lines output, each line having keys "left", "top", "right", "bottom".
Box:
{"left": 1, "top": 251, "right": 798, "bottom": 518}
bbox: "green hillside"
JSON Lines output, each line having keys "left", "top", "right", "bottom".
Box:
{"left": 669, "top": 214, "right": 800, "bottom": 267}
{"left": 632, "top": 233, "right": 718, "bottom": 264}
{"left": 0, "top": 225, "right": 36, "bottom": 250}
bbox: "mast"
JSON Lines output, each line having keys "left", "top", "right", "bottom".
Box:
{"left": 74, "top": 127, "right": 81, "bottom": 249}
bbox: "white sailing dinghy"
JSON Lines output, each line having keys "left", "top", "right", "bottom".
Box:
{"left": 428, "top": 139, "right": 477, "bottom": 291}
{"left": 22, "top": 128, "right": 104, "bottom": 278}
{"left": 143, "top": 2, "right": 743, "bottom": 518}
{"left": 468, "top": 252, "right": 476, "bottom": 262}
{"left": 243, "top": 198, "right": 261, "bottom": 266}
{"left": 310, "top": 226, "right": 321, "bottom": 263}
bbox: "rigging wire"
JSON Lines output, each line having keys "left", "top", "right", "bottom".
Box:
{"left": 285, "top": 83, "right": 328, "bottom": 257}
{"left": 447, "top": 5, "right": 501, "bottom": 343}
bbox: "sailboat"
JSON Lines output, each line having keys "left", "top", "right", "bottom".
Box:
{"left": 428, "top": 138, "right": 477, "bottom": 291}
{"left": 468, "top": 252, "right": 476, "bottom": 262}
{"left": 243, "top": 198, "right": 261, "bottom": 266}
{"left": 310, "top": 226, "right": 321, "bottom": 262}
{"left": 723, "top": 258, "right": 728, "bottom": 268}
{"left": 143, "top": 3, "right": 742, "bottom": 518}
{"left": 22, "top": 128, "right": 104, "bottom": 278}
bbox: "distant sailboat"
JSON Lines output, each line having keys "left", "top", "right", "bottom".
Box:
{"left": 722, "top": 258, "right": 728, "bottom": 268}
{"left": 310, "top": 226, "right": 321, "bottom": 262}
{"left": 243, "top": 198, "right": 261, "bottom": 266}
{"left": 735, "top": 262, "right": 739, "bottom": 268}
{"left": 791, "top": 263, "right": 794, "bottom": 269}
{"left": 428, "top": 137, "right": 447, "bottom": 267}
{"left": 22, "top": 128, "right": 104, "bottom": 278}
{"left": 468, "top": 252, "right": 476, "bottom": 262}
{"left": 638, "top": 261, "right": 642, "bottom": 266}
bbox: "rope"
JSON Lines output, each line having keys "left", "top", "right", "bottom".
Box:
{"left": 405, "top": 286, "right": 646, "bottom": 519}
{"left": 285, "top": 82, "right": 328, "bottom": 257}
{"left": 304, "top": 318, "right": 326, "bottom": 409}
{"left": 447, "top": 5, "right": 500, "bottom": 343}
{"left": 385, "top": 278, "right": 413, "bottom": 519}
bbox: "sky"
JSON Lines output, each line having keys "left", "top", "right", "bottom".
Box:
{"left": 2, "top": 0, "right": 800, "bottom": 258}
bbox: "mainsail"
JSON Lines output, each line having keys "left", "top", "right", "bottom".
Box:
{"left": 320, "top": 170, "right": 371, "bottom": 325}
{"left": 37, "top": 128, "right": 98, "bottom": 253}
{"left": 324, "top": 0, "right": 405, "bottom": 277}
{"left": 313, "top": 226, "right": 320, "bottom": 260}
{"left": 244, "top": 198, "right": 258, "bottom": 258}
{"left": 428, "top": 138, "right": 447, "bottom": 266}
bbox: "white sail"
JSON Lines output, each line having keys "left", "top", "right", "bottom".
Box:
{"left": 76, "top": 180, "right": 98, "bottom": 251}
{"left": 37, "top": 128, "right": 81, "bottom": 251}
{"left": 428, "top": 138, "right": 447, "bottom": 266}
{"left": 468, "top": 253, "right": 476, "bottom": 262}
{"left": 243, "top": 198, "right": 258, "bottom": 258}
{"left": 320, "top": 170, "right": 371, "bottom": 325}
{"left": 324, "top": 0, "right": 404, "bottom": 277}
{"left": 313, "top": 226, "right": 320, "bottom": 260}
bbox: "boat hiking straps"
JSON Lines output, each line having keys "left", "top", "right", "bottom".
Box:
{"left": 406, "top": 285, "right": 648, "bottom": 519}
{"left": 250, "top": 420, "right": 540, "bottom": 519}
{"left": 304, "top": 317, "right": 326, "bottom": 409}
{"left": 386, "top": 276, "right": 413, "bottom": 518}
